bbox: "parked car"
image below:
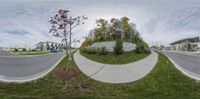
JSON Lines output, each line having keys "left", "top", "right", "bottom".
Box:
{"left": 57, "top": 49, "right": 63, "bottom": 52}
{"left": 51, "top": 48, "right": 58, "bottom": 53}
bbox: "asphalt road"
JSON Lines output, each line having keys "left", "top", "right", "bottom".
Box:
{"left": 163, "top": 51, "right": 200, "bottom": 75}
{"left": 0, "top": 51, "right": 65, "bottom": 78}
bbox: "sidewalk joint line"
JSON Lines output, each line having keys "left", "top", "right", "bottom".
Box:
{"left": 89, "top": 65, "right": 105, "bottom": 77}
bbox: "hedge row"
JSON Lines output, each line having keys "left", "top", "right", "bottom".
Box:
{"left": 81, "top": 47, "right": 108, "bottom": 55}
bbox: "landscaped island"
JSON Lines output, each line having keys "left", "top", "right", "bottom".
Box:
{"left": 80, "top": 17, "right": 150, "bottom": 64}
{"left": 80, "top": 49, "right": 150, "bottom": 64}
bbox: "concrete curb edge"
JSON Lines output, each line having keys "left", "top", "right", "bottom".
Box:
{"left": 0, "top": 55, "right": 66, "bottom": 83}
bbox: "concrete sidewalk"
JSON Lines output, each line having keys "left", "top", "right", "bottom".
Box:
{"left": 73, "top": 50, "right": 158, "bottom": 84}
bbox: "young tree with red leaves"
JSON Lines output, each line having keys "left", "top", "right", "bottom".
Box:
{"left": 49, "top": 9, "right": 87, "bottom": 61}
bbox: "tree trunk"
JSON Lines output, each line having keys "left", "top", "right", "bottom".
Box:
{"left": 68, "top": 19, "right": 72, "bottom": 61}
{"left": 64, "top": 30, "right": 69, "bottom": 71}
{"left": 65, "top": 41, "right": 68, "bottom": 57}
{"left": 64, "top": 38, "right": 68, "bottom": 72}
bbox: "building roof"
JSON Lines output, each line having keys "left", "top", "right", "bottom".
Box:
{"left": 170, "top": 36, "right": 200, "bottom": 45}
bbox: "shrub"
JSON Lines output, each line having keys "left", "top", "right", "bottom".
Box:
{"left": 81, "top": 46, "right": 108, "bottom": 55}
{"left": 113, "top": 39, "right": 124, "bottom": 55}
{"left": 31, "top": 49, "right": 36, "bottom": 52}
{"left": 87, "top": 48, "right": 92, "bottom": 54}
{"left": 95, "top": 48, "right": 101, "bottom": 55}
{"left": 100, "top": 46, "right": 107, "bottom": 55}
{"left": 144, "top": 48, "right": 151, "bottom": 53}
{"left": 84, "top": 47, "right": 95, "bottom": 54}
{"left": 135, "top": 43, "right": 144, "bottom": 54}
{"left": 91, "top": 48, "right": 96, "bottom": 54}
{"left": 22, "top": 48, "right": 26, "bottom": 51}
{"left": 81, "top": 48, "right": 88, "bottom": 53}
{"left": 99, "top": 36, "right": 105, "bottom": 42}
{"left": 14, "top": 48, "right": 18, "bottom": 52}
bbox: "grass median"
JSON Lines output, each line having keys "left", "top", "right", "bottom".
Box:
{"left": 1, "top": 52, "right": 200, "bottom": 99}
{"left": 80, "top": 50, "right": 150, "bottom": 64}
{"left": 17, "top": 51, "right": 50, "bottom": 55}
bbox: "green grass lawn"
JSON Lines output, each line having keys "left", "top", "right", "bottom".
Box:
{"left": 80, "top": 50, "right": 150, "bottom": 64}
{"left": 17, "top": 51, "right": 50, "bottom": 55}
{"left": 1, "top": 52, "right": 200, "bottom": 99}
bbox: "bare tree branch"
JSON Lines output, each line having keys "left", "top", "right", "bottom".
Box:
{"left": 49, "top": 9, "right": 87, "bottom": 62}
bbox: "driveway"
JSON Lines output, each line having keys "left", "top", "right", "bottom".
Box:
{"left": 0, "top": 51, "right": 65, "bottom": 82}
{"left": 163, "top": 51, "right": 200, "bottom": 80}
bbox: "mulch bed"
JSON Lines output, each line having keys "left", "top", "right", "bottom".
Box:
{"left": 55, "top": 68, "right": 79, "bottom": 80}
{"left": 55, "top": 67, "right": 90, "bottom": 91}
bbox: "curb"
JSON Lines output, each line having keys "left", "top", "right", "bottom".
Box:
{"left": 0, "top": 52, "right": 52, "bottom": 58}
{"left": 165, "top": 51, "right": 200, "bottom": 57}
{"left": 164, "top": 54, "right": 200, "bottom": 81}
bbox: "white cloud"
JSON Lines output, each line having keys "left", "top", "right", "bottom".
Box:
{"left": 0, "top": 0, "right": 199, "bottom": 47}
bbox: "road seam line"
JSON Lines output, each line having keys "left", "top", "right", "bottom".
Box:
{"left": 89, "top": 65, "right": 105, "bottom": 77}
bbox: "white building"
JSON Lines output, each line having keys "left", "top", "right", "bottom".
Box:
{"left": 192, "top": 42, "right": 200, "bottom": 51}
{"left": 197, "top": 42, "right": 200, "bottom": 48}
{"left": 170, "top": 36, "right": 200, "bottom": 51}
{"left": 0, "top": 47, "right": 9, "bottom": 51}
{"left": 36, "top": 41, "right": 65, "bottom": 51}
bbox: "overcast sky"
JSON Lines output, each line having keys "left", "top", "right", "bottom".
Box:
{"left": 0, "top": 0, "right": 200, "bottom": 48}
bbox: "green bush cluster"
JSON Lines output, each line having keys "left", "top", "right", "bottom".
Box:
{"left": 144, "top": 48, "right": 151, "bottom": 53}
{"left": 81, "top": 46, "right": 108, "bottom": 55}
{"left": 135, "top": 43, "right": 143, "bottom": 53}
{"left": 22, "top": 48, "right": 26, "bottom": 51}
{"left": 135, "top": 43, "right": 151, "bottom": 54}
{"left": 113, "top": 39, "right": 124, "bottom": 55}
{"left": 14, "top": 48, "right": 18, "bottom": 52}
{"left": 31, "top": 49, "right": 36, "bottom": 52}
